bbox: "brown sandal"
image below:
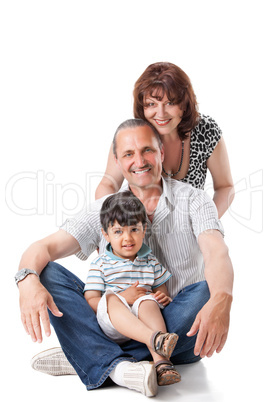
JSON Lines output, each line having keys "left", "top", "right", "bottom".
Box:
{"left": 155, "top": 360, "right": 181, "bottom": 386}
{"left": 151, "top": 331, "right": 179, "bottom": 360}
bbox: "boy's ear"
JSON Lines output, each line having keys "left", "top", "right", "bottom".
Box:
{"left": 101, "top": 228, "right": 110, "bottom": 242}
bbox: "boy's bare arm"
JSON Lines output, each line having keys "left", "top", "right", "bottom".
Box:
{"left": 84, "top": 290, "right": 102, "bottom": 313}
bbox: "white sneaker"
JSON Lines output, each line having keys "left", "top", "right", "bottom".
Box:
{"left": 123, "top": 361, "right": 158, "bottom": 397}
{"left": 31, "top": 347, "right": 77, "bottom": 376}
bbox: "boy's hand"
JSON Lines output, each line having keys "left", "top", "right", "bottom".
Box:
{"left": 153, "top": 291, "right": 172, "bottom": 306}
{"left": 120, "top": 281, "right": 147, "bottom": 305}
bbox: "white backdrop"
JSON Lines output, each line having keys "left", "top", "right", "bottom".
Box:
{"left": 1, "top": 1, "right": 267, "bottom": 401}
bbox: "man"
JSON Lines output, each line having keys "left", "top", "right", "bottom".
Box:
{"left": 16, "top": 119, "right": 233, "bottom": 397}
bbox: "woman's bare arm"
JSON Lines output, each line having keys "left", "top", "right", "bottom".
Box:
{"left": 207, "top": 137, "right": 235, "bottom": 218}
{"left": 95, "top": 144, "right": 124, "bottom": 199}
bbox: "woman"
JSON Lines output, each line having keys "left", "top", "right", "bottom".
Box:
{"left": 95, "top": 62, "right": 234, "bottom": 218}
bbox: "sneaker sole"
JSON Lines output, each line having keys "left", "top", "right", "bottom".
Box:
{"left": 31, "top": 347, "right": 77, "bottom": 376}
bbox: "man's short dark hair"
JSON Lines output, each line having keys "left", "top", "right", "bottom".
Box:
{"left": 113, "top": 118, "right": 162, "bottom": 158}
{"left": 100, "top": 191, "right": 147, "bottom": 233}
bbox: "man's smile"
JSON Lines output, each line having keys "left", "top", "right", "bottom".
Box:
{"left": 132, "top": 168, "right": 151, "bottom": 174}
{"left": 130, "top": 165, "right": 152, "bottom": 175}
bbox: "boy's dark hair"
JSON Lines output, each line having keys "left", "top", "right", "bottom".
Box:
{"left": 100, "top": 191, "right": 147, "bottom": 233}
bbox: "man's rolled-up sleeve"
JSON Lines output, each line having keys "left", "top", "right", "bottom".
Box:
{"left": 189, "top": 190, "right": 224, "bottom": 239}
{"left": 60, "top": 200, "right": 103, "bottom": 260}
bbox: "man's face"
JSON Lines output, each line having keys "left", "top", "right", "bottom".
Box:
{"left": 115, "top": 125, "right": 164, "bottom": 189}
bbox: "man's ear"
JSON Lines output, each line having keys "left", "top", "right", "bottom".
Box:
{"left": 160, "top": 144, "right": 165, "bottom": 163}
{"left": 114, "top": 154, "right": 119, "bottom": 167}
{"left": 101, "top": 228, "right": 110, "bottom": 243}
{"left": 143, "top": 223, "right": 147, "bottom": 237}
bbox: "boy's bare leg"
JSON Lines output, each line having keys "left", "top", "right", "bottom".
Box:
{"left": 137, "top": 299, "right": 181, "bottom": 386}
{"left": 137, "top": 300, "right": 167, "bottom": 362}
{"left": 106, "top": 294, "right": 154, "bottom": 347}
{"left": 106, "top": 295, "right": 175, "bottom": 363}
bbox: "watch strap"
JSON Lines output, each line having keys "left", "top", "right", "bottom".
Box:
{"left": 15, "top": 268, "right": 40, "bottom": 286}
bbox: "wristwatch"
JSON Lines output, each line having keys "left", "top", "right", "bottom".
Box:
{"left": 15, "top": 268, "right": 40, "bottom": 286}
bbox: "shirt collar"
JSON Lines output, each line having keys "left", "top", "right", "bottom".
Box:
{"left": 122, "top": 177, "right": 175, "bottom": 207}
{"left": 161, "top": 177, "right": 175, "bottom": 208}
{"left": 120, "top": 177, "right": 175, "bottom": 219}
{"left": 105, "top": 243, "right": 152, "bottom": 260}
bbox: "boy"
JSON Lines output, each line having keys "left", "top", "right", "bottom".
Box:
{"left": 84, "top": 191, "right": 181, "bottom": 386}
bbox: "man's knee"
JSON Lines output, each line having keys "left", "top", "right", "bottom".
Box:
{"left": 40, "top": 261, "right": 74, "bottom": 294}
{"left": 40, "top": 261, "right": 62, "bottom": 285}
{"left": 174, "top": 281, "right": 210, "bottom": 311}
{"left": 163, "top": 281, "right": 210, "bottom": 333}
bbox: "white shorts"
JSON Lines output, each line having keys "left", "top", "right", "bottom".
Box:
{"left": 96, "top": 289, "right": 163, "bottom": 344}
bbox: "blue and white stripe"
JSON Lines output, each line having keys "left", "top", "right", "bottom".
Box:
{"left": 84, "top": 244, "right": 172, "bottom": 294}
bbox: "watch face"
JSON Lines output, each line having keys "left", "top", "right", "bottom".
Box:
{"left": 16, "top": 269, "right": 27, "bottom": 282}
{"left": 15, "top": 269, "right": 39, "bottom": 285}
{"left": 20, "top": 269, "right": 27, "bottom": 278}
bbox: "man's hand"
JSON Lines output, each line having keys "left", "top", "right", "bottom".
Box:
{"left": 120, "top": 281, "right": 148, "bottom": 305}
{"left": 187, "top": 292, "right": 232, "bottom": 358}
{"left": 19, "top": 275, "right": 63, "bottom": 343}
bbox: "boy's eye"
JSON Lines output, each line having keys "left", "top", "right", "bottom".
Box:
{"left": 114, "top": 230, "right": 122, "bottom": 235}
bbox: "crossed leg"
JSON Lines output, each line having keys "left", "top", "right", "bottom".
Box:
{"left": 105, "top": 294, "right": 181, "bottom": 385}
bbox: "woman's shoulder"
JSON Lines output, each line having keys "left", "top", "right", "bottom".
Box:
{"left": 191, "top": 113, "right": 222, "bottom": 160}
{"left": 195, "top": 113, "right": 221, "bottom": 131}
{"left": 193, "top": 113, "right": 222, "bottom": 140}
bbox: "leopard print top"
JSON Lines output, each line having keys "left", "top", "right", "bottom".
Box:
{"left": 179, "top": 114, "right": 222, "bottom": 189}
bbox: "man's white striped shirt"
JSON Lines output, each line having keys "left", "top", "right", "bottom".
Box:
{"left": 62, "top": 178, "right": 224, "bottom": 299}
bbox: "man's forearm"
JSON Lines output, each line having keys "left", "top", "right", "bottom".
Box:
{"left": 18, "top": 230, "right": 80, "bottom": 278}
{"left": 18, "top": 241, "right": 52, "bottom": 276}
{"left": 199, "top": 230, "right": 234, "bottom": 298}
{"left": 188, "top": 230, "right": 234, "bottom": 357}
{"left": 17, "top": 229, "right": 80, "bottom": 342}
{"left": 204, "top": 244, "right": 234, "bottom": 300}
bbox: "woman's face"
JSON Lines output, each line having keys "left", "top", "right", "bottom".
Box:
{"left": 143, "top": 92, "right": 184, "bottom": 137}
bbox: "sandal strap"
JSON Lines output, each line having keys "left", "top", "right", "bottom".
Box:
{"left": 155, "top": 360, "right": 175, "bottom": 371}
{"left": 151, "top": 331, "right": 178, "bottom": 360}
{"left": 150, "top": 331, "right": 163, "bottom": 353}
{"left": 155, "top": 360, "right": 181, "bottom": 386}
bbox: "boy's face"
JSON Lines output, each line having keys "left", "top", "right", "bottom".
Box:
{"left": 102, "top": 220, "right": 146, "bottom": 261}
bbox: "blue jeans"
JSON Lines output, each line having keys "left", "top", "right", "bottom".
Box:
{"left": 40, "top": 262, "right": 210, "bottom": 390}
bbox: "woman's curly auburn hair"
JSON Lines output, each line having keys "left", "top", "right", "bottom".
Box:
{"left": 133, "top": 62, "right": 199, "bottom": 140}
